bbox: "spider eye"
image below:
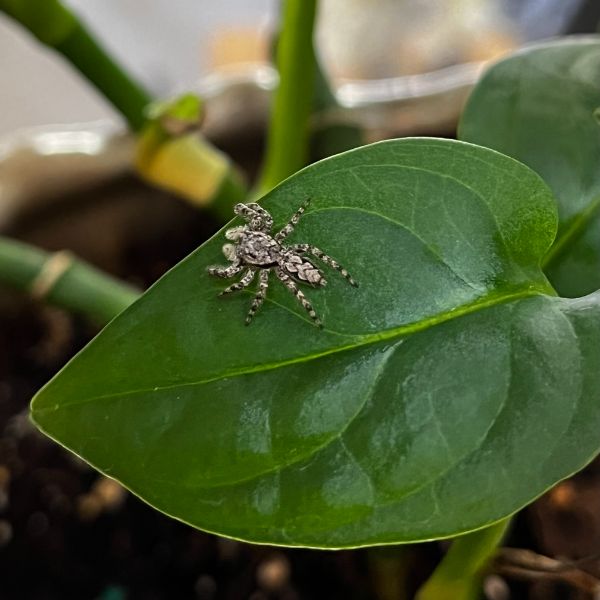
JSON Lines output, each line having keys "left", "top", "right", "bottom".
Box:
{"left": 233, "top": 203, "right": 246, "bottom": 215}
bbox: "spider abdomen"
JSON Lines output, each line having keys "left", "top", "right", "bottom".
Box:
{"left": 282, "top": 253, "right": 326, "bottom": 286}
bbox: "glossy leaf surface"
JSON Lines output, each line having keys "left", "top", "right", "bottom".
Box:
{"left": 459, "top": 37, "right": 600, "bottom": 297}
{"left": 31, "top": 139, "right": 600, "bottom": 547}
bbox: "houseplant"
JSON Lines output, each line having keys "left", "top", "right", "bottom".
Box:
{"left": 2, "top": 0, "right": 600, "bottom": 597}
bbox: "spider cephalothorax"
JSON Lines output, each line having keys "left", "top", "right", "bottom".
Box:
{"left": 207, "top": 198, "right": 357, "bottom": 327}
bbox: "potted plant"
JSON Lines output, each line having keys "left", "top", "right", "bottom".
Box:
{"left": 2, "top": 1, "right": 600, "bottom": 598}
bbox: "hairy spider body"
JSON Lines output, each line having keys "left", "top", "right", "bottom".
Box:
{"left": 207, "top": 199, "right": 357, "bottom": 327}
{"left": 233, "top": 232, "right": 285, "bottom": 268}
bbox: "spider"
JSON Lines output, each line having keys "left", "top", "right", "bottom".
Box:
{"left": 207, "top": 198, "right": 357, "bottom": 327}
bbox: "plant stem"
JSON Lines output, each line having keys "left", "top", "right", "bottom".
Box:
{"left": 415, "top": 519, "right": 511, "bottom": 600}
{"left": 1, "top": 0, "right": 151, "bottom": 131}
{"left": 0, "top": 236, "right": 140, "bottom": 325}
{"left": 54, "top": 21, "right": 152, "bottom": 131}
{"left": 256, "top": 0, "right": 318, "bottom": 195}
{"left": 368, "top": 547, "right": 410, "bottom": 600}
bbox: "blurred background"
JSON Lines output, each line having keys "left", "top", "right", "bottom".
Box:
{"left": 1, "top": 1, "right": 600, "bottom": 599}
{"left": 0, "top": 0, "right": 595, "bottom": 134}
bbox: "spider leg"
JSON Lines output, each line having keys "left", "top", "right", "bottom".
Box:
{"left": 291, "top": 244, "right": 358, "bottom": 287}
{"left": 207, "top": 261, "right": 243, "bottom": 278}
{"left": 233, "top": 203, "right": 255, "bottom": 220}
{"left": 245, "top": 203, "right": 273, "bottom": 230}
{"left": 245, "top": 269, "right": 270, "bottom": 325}
{"left": 275, "top": 197, "right": 311, "bottom": 242}
{"left": 275, "top": 267, "right": 322, "bottom": 328}
{"left": 219, "top": 268, "right": 256, "bottom": 296}
{"left": 234, "top": 203, "right": 272, "bottom": 231}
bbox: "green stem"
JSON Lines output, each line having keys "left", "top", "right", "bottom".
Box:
{"left": 368, "top": 547, "right": 410, "bottom": 600}
{"left": 1, "top": 0, "right": 151, "bottom": 130}
{"left": 54, "top": 21, "right": 152, "bottom": 131}
{"left": 415, "top": 519, "right": 510, "bottom": 600}
{"left": 0, "top": 236, "right": 140, "bottom": 325}
{"left": 256, "top": 0, "right": 318, "bottom": 195}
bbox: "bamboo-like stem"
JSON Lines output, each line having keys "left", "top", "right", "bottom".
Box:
{"left": 0, "top": 0, "right": 151, "bottom": 131}
{"left": 0, "top": 236, "right": 140, "bottom": 325}
{"left": 54, "top": 21, "right": 152, "bottom": 131}
{"left": 255, "top": 0, "right": 318, "bottom": 195}
{"left": 415, "top": 519, "right": 511, "bottom": 600}
{"left": 2, "top": 1, "right": 247, "bottom": 213}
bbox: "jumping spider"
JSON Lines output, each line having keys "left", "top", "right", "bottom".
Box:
{"left": 207, "top": 198, "right": 357, "bottom": 327}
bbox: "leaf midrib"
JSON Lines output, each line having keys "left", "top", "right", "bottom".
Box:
{"left": 543, "top": 193, "right": 600, "bottom": 267}
{"left": 32, "top": 285, "right": 553, "bottom": 415}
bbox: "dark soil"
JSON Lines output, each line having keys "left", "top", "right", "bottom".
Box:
{"left": 1, "top": 175, "right": 599, "bottom": 600}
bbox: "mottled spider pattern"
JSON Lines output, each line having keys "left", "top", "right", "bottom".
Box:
{"left": 207, "top": 198, "right": 357, "bottom": 327}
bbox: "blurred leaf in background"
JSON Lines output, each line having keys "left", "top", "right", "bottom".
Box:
{"left": 460, "top": 36, "right": 600, "bottom": 298}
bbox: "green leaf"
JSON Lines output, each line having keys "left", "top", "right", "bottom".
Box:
{"left": 459, "top": 36, "right": 600, "bottom": 298}
{"left": 31, "top": 139, "right": 600, "bottom": 548}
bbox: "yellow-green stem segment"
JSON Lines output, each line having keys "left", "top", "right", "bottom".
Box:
{"left": 415, "top": 519, "right": 510, "bottom": 600}
{"left": 0, "top": 236, "right": 140, "bottom": 325}
{"left": 256, "top": 0, "right": 318, "bottom": 195}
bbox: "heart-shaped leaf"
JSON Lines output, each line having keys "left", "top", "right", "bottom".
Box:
{"left": 31, "top": 139, "right": 600, "bottom": 548}
{"left": 459, "top": 36, "right": 600, "bottom": 298}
